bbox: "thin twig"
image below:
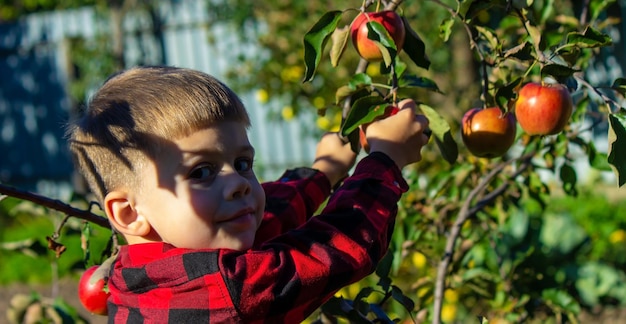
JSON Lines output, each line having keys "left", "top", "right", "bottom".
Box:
{"left": 580, "top": 0, "right": 591, "bottom": 28}
{"left": 575, "top": 74, "right": 621, "bottom": 114}
{"left": 0, "top": 183, "right": 110, "bottom": 228}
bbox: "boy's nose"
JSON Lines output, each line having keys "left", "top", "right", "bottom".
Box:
{"left": 224, "top": 172, "right": 251, "bottom": 200}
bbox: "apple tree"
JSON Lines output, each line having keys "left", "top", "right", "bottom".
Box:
{"left": 295, "top": 0, "right": 626, "bottom": 323}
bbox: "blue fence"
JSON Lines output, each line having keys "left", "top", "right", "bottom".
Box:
{"left": 0, "top": 1, "right": 318, "bottom": 197}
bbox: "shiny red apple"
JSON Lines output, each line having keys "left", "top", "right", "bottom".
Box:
{"left": 78, "top": 265, "right": 110, "bottom": 315}
{"left": 462, "top": 107, "right": 517, "bottom": 158}
{"left": 350, "top": 10, "right": 406, "bottom": 62}
{"left": 515, "top": 82, "right": 573, "bottom": 135}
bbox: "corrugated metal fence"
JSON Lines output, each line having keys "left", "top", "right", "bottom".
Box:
{"left": 0, "top": 0, "right": 317, "bottom": 197}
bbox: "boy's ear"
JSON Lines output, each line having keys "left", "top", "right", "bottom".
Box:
{"left": 104, "top": 190, "right": 151, "bottom": 237}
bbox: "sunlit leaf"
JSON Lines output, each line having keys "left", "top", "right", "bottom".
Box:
{"left": 542, "top": 289, "right": 581, "bottom": 315}
{"left": 330, "top": 25, "right": 350, "bottom": 67}
{"left": 366, "top": 20, "right": 397, "bottom": 67}
{"left": 566, "top": 26, "right": 612, "bottom": 48}
{"left": 589, "top": 0, "right": 617, "bottom": 22}
{"left": 475, "top": 26, "right": 499, "bottom": 51}
{"left": 608, "top": 109, "right": 626, "bottom": 187}
{"left": 340, "top": 96, "right": 389, "bottom": 136}
{"left": 525, "top": 23, "right": 542, "bottom": 50}
{"left": 439, "top": 18, "right": 454, "bottom": 42}
{"left": 419, "top": 104, "right": 458, "bottom": 164}
{"left": 348, "top": 73, "right": 372, "bottom": 90}
{"left": 303, "top": 10, "right": 343, "bottom": 82}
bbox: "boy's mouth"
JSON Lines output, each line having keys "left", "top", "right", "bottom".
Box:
{"left": 218, "top": 207, "right": 256, "bottom": 225}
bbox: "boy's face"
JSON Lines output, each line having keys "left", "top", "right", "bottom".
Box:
{"left": 133, "top": 121, "right": 265, "bottom": 250}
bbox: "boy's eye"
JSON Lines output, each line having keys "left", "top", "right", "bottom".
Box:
{"left": 235, "top": 158, "right": 253, "bottom": 172}
{"left": 188, "top": 164, "right": 216, "bottom": 180}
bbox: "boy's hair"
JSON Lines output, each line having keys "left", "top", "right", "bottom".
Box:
{"left": 67, "top": 66, "right": 250, "bottom": 203}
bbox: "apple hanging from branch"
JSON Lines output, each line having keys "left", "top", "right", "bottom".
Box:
{"left": 350, "top": 10, "right": 406, "bottom": 62}
{"left": 514, "top": 82, "right": 573, "bottom": 136}
{"left": 462, "top": 107, "right": 517, "bottom": 158}
{"left": 78, "top": 265, "right": 110, "bottom": 316}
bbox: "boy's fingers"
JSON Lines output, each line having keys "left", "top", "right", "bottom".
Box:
{"left": 397, "top": 98, "right": 417, "bottom": 112}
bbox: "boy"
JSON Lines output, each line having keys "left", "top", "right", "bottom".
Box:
{"left": 67, "top": 66, "right": 430, "bottom": 323}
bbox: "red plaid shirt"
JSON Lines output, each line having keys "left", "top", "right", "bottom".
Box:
{"left": 107, "top": 152, "right": 408, "bottom": 323}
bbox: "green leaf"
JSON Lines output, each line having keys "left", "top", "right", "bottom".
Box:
{"left": 541, "top": 64, "right": 579, "bottom": 83}
{"left": 335, "top": 86, "right": 371, "bottom": 106}
{"left": 464, "top": 0, "right": 507, "bottom": 20}
{"left": 391, "top": 285, "right": 415, "bottom": 311}
{"left": 375, "top": 250, "right": 394, "bottom": 284}
{"left": 354, "top": 287, "right": 375, "bottom": 303}
{"left": 330, "top": 25, "right": 350, "bottom": 67}
{"left": 495, "top": 78, "right": 522, "bottom": 111}
{"left": 402, "top": 16, "right": 431, "bottom": 69}
{"left": 399, "top": 75, "right": 442, "bottom": 93}
{"left": 303, "top": 10, "right": 343, "bottom": 82}
{"left": 503, "top": 42, "right": 534, "bottom": 61}
{"left": 475, "top": 25, "right": 499, "bottom": 51}
{"left": 610, "top": 78, "right": 626, "bottom": 97}
{"left": 320, "top": 296, "right": 354, "bottom": 316}
{"left": 540, "top": 213, "right": 587, "bottom": 255}
{"left": 542, "top": 289, "right": 581, "bottom": 315}
{"left": 608, "top": 109, "right": 626, "bottom": 187}
{"left": 559, "top": 162, "right": 578, "bottom": 196}
{"left": 525, "top": 23, "right": 542, "bottom": 50}
{"left": 576, "top": 262, "right": 623, "bottom": 306}
{"left": 565, "top": 26, "right": 612, "bottom": 49}
{"left": 589, "top": 0, "right": 617, "bottom": 22}
{"left": 340, "top": 95, "right": 389, "bottom": 136}
{"left": 366, "top": 20, "right": 397, "bottom": 67}
{"left": 348, "top": 73, "right": 373, "bottom": 90}
{"left": 462, "top": 267, "right": 498, "bottom": 283}
{"left": 438, "top": 18, "right": 454, "bottom": 42}
{"left": 419, "top": 104, "right": 458, "bottom": 164}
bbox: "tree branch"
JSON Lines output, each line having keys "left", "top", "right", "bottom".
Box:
{"left": 0, "top": 183, "right": 110, "bottom": 228}
{"left": 432, "top": 152, "right": 534, "bottom": 324}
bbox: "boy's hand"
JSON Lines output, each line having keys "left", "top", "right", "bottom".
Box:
{"left": 364, "top": 99, "right": 430, "bottom": 169}
{"left": 312, "top": 132, "right": 358, "bottom": 187}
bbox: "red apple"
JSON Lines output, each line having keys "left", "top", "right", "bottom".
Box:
{"left": 515, "top": 82, "right": 573, "bottom": 135}
{"left": 78, "top": 265, "right": 110, "bottom": 316}
{"left": 359, "top": 105, "right": 400, "bottom": 153}
{"left": 462, "top": 107, "right": 517, "bottom": 158}
{"left": 350, "top": 10, "right": 406, "bottom": 62}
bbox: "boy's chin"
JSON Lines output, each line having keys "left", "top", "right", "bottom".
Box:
{"left": 216, "top": 235, "right": 256, "bottom": 251}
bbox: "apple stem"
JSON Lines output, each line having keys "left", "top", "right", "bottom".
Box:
{"left": 481, "top": 60, "right": 489, "bottom": 108}
{"left": 390, "top": 60, "right": 399, "bottom": 103}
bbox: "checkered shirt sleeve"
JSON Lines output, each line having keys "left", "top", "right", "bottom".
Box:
{"left": 255, "top": 167, "right": 331, "bottom": 246}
